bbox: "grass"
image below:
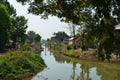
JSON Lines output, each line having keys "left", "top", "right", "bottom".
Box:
{"left": 65, "top": 49, "right": 80, "bottom": 57}
{"left": 47, "top": 43, "right": 80, "bottom": 58}
{"left": 0, "top": 50, "right": 46, "bottom": 79}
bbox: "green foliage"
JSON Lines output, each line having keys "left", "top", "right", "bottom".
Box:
{"left": 0, "top": 3, "right": 11, "bottom": 49}
{"left": 0, "top": 50, "right": 46, "bottom": 79}
{"left": 27, "top": 31, "right": 41, "bottom": 43}
{"left": 81, "top": 45, "right": 86, "bottom": 50}
{"left": 64, "top": 44, "right": 79, "bottom": 57}
{"left": 73, "top": 44, "right": 77, "bottom": 49}
{"left": 16, "top": 0, "right": 120, "bottom": 61}
{"left": 20, "top": 42, "right": 30, "bottom": 50}
{"left": 11, "top": 16, "right": 28, "bottom": 43}
{"left": 0, "top": 0, "right": 28, "bottom": 50}
{"left": 0, "top": 0, "right": 16, "bottom": 17}
{"left": 35, "top": 34, "right": 41, "bottom": 42}
{"left": 66, "top": 45, "right": 72, "bottom": 51}
{"left": 53, "top": 31, "right": 69, "bottom": 42}
{"left": 65, "top": 49, "right": 79, "bottom": 58}
{"left": 27, "top": 31, "right": 36, "bottom": 43}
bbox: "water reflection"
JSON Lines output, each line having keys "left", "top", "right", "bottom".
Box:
{"left": 79, "top": 63, "right": 91, "bottom": 80}
{"left": 69, "top": 62, "right": 97, "bottom": 80}
{"left": 32, "top": 47, "right": 120, "bottom": 80}
{"left": 96, "top": 66, "right": 120, "bottom": 80}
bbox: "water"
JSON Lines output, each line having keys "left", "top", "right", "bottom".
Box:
{"left": 32, "top": 47, "right": 120, "bottom": 80}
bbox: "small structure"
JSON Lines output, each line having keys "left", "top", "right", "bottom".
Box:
{"left": 63, "top": 37, "right": 70, "bottom": 45}
{"left": 115, "top": 25, "right": 120, "bottom": 38}
{"left": 69, "top": 37, "right": 73, "bottom": 45}
{"left": 115, "top": 25, "right": 120, "bottom": 30}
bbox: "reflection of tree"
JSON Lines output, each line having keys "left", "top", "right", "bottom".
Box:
{"left": 69, "top": 63, "right": 92, "bottom": 80}
{"left": 96, "top": 65, "right": 120, "bottom": 80}
{"left": 50, "top": 45, "right": 92, "bottom": 80}
{"left": 70, "top": 62, "right": 76, "bottom": 80}
{"left": 47, "top": 45, "right": 120, "bottom": 80}
{"left": 51, "top": 50, "right": 67, "bottom": 63}
{"left": 79, "top": 63, "right": 91, "bottom": 80}
{"left": 47, "top": 44, "right": 72, "bottom": 63}
{"left": 79, "top": 64, "right": 91, "bottom": 80}
{"left": 44, "top": 44, "right": 47, "bottom": 56}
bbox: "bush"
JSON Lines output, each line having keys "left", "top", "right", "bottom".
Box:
{"left": 65, "top": 49, "right": 79, "bottom": 58}
{"left": 0, "top": 50, "right": 46, "bottom": 79}
{"left": 73, "top": 45, "right": 77, "bottom": 49}
{"left": 20, "top": 43, "right": 30, "bottom": 50}
{"left": 81, "top": 45, "right": 85, "bottom": 50}
{"left": 66, "top": 45, "right": 72, "bottom": 50}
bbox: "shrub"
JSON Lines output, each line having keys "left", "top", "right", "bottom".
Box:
{"left": 0, "top": 50, "right": 46, "bottom": 79}
{"left": 81, "top": 45, "right": 85, "bottom": 50}
{"left": 20, "top": 42, "right": 30, "bottom": 50}
{"left": 73, "top": 45, "right": 77, "bottom": 49}
{"left": 66, "top": 45, "right": 72, "bottom": 50}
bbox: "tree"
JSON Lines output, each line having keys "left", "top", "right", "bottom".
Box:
{"left": 27, "top": 31, "right": 41, "bottom": 43}
{"left": 27, "top": 31, "right": 36, "bottom": 43}
{"left": 0, "top": 4, "right": 11, "bottom": 50}
{"left": 68, "top": 22, "right": 77, "bottom": 46}
{"left": 53, "top": 31, "right": 69, "bottom": 42}
{"left": 15, "top": 0, "right": 120, "bottom": 24}
{"left": 0, "top": 0, "right": 16, "bottom": 17}
{"left": 11, "top": 16, "right": 28, "bottom": 46}
{"left": 35, "top": 34, "right": 41, "bottom": 42}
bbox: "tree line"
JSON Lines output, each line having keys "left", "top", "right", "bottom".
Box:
{"left": 0, "top": 0, "right": 41, "bottom": 51}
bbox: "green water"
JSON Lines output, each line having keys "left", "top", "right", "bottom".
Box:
{"left": 32, "top": 47, "right": 120, "bottom": 80}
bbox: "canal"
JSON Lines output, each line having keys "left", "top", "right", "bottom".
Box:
{"left": 32, "top": 46, "right": 120, "bottom": 80}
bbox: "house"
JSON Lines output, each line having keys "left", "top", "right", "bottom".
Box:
{"left": 115, "top": 25, "right": 120, "bottom": 30}
{"left": 115, "top": 25, "right": 120, "bottom": 38}
{"left": 69, "top": 37, "right": 74, "bottom": 45}
{"left": 63, "top": 37, "right": 70, "bottom": 45}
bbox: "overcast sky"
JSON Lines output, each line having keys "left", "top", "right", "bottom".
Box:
{"left": 9, "top": 0, "right": 70, "bottom": 40}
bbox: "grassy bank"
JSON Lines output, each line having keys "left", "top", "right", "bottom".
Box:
{"left": 48, "top": 43, "right": 119, "bottom": 63}
{"left": 64, "top": 49, "right": 80, "bottom": 58}
{"left": 0, "top": 50, "right": 46, "bottom": 79}
{"left": 47, "top": 43, "right": 80, "bottom": 57}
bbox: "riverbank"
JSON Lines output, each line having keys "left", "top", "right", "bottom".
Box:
{"left": 64, "top": 48, "right": 98, "bottom": 60}
{"left": 0, "top": 50, "right": 46, "bottom": 80}
{"left": 64, "top": 48, "right": 120, "bottom": 63}
{"left": 48, "top": 46, "right": 120, "bottom": 71}
{"left": 48, "top": 44, "right": 120, "bottom": 63}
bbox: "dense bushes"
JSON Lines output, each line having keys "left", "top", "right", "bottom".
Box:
{"left": 65, "top": 45, "right": 79, "bottom": 57}
{"left": 66, "top": 45, "right": 72, "bottom": 50}
{"left": 0, "top": 50, "right": 46, "bottom": 79}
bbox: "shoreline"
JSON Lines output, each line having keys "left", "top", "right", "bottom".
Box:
{"left": 49, "top": 46, "right": 120, "bottom": 64}
{"left": 3, "top": 73, "right": 35, "bottom": 80}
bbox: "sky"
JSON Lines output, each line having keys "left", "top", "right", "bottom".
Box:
{"left": 8, "top": 0, "right": 70, "bottom": 40}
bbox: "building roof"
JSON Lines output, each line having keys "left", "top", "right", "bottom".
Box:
{"left": 115, "top": 25, "right": 120, "bottom": 30}
{"left": 69, "top": 37, "right": 73, "bottom": 41}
